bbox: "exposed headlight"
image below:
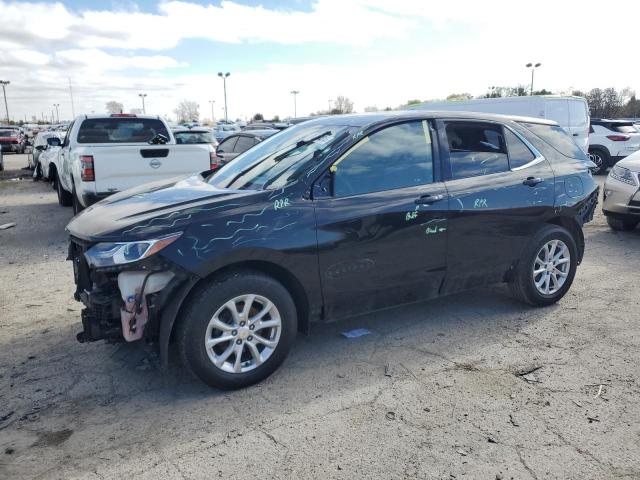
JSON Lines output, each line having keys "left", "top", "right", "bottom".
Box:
{"left": 610, "top": 165, "right": 638, "bottom": 186}
{"left": 84, "top": 232, "right": 182, "bottom": 268}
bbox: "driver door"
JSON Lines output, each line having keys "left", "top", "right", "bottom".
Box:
{"left": 314, "top": 120, "right": 449, "bottom": 319}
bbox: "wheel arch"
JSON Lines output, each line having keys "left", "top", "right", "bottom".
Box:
{"left": 160, "top": 259, "right": 311, "bottom": 368}
{"left": 546, "top": 216, "right": 584, "bottom": 264}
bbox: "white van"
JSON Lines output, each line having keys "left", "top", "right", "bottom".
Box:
{"left": 409, "top": 96, "right": 590, "bottom": 153}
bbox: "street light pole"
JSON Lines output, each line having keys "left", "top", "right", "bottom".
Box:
{"left": 138, "top": 93, "right": 147, "bottom": 114}
{"left": 290, "top": 90, "right": 299, "bottom": 118}
{"left": 525, "top": 63, "right": 542, "bottom": 96}
{"left": 53, "top": 103, "right": 60, "bottom": 123}
{"left": 209, "top": 100, "right": 215, "bottom": 123}
{"left": 217, "top": 72, "right": 230, "bottom": 122}
{"left": 0, "top": 80, "right": 10, "bottom": 123}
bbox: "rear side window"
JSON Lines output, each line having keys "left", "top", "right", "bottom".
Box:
{"left": 613, "top": 125, "right": 638, "bottom": 134}
{"left": 445, "top": 122, "right": 509, "bottom": 179}
{"left": 218, "top": 136, "right": 237, "bottom": 152}
{"left": 505, "top": 129, "right": 536, "bottom": 169}
{"left": 520, "top": 122, "right": 584, "bottom": 158}
{"left": 332, "top": 121, "right": 434, "bottom": 197}
{"left": 77, "top": 118, "right": 169, "bottom": 144}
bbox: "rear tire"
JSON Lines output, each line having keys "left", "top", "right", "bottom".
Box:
{"left": 176, "top": 271, "right": 297, "bottom": 390}
{"left": 588, "top": 148, "right": 609, "bottom": 175}
{"left": 607, "top": 216, "right": 638, "bottom": 231}
{"left": 509, "top": 225, "right": 578, "bottom": 306}
{"left": 72, "top": 184, "right": 84, "bottom": 215}
{"left": 55, "top": 172, "right": 72, "bottom": 206}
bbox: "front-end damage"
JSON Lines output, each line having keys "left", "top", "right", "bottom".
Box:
{"left": 68, "top": 238, "right": 197, "bottom": 356}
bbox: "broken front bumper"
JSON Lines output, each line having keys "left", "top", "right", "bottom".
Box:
{"left": 68, "top": 237, "right": 192, "bottom": 345}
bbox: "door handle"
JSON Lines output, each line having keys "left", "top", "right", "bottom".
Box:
{"left": 572, "top": 133, "right": 579, "bottom": 137}
{"left": 523, "top": 177, "right": 543, "bottom": 187}
{"left": 415, "top": 193, "right": 446, "bottom": 205}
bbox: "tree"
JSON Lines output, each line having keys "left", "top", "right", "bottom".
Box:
{"left": 332, "top": 96, "right": 354, "bottom": 114}
{"left": 406, "top": 99, "right": 422, "bottom": 105}
{"left": 272, "top": 115, "right": 280, "bottom": 122}
{"left": 174, "top": 100, "right": 199, "bottom": 123}
{"left": 252, "top": 113, "right": 264, "bottom": 122}
{"left": 532, "top": 89, "right": 553, "bottom": 96}
{"left": 105, "top": 101, "right": 123, "bottom": 114}
{"left": 446, "top": 93, "right": 473, "bottom": 101}
{"left": 364, "top": 106, "right": 379, "bottom": 112}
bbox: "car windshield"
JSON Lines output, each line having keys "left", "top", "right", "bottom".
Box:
{"left": 175, "top": 131, "right": 216, "bottom": 144}
{"left": 209, "top": 123, "right": 351, "bottom": 191}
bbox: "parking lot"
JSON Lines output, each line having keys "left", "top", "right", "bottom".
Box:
{"left": 0, "top": 152, "right": 639, "bottom": 479}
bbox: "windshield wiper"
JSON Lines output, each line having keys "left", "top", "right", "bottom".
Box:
{"left": 273, "top": 131, "right": 332, "bottom": 161}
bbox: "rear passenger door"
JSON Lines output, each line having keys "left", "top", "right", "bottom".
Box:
{"left": 437, "top": 120, "right": 555, "bottom": 294}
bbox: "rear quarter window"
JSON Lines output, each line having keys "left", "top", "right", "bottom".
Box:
{"left": 519, "top": 122, "right": 585, "bottom": 159}
{"left": 77, "top": 118, "right": 169, "bottom": 144}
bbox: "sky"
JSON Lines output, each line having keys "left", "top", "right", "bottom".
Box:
{"left": 1, "top": 0, "right": 639, "bottom": 123}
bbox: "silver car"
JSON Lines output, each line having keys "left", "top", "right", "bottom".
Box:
{"left": 602, "top": 149, "right": 640, "bottom": 231}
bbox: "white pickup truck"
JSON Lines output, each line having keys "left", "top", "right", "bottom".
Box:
{"left": 53, "top": 114, "right": 217, "bottom": 213}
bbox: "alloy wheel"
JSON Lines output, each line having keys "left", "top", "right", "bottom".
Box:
{"left": 532, "top": 239, "right": 570, "bottom": 295}
{"left": 204, "top": 294, "right": 282, "bottom": 374}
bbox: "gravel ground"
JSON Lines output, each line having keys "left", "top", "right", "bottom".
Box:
{"left": 1, "top": 153, "right": 639, "bottom": 480}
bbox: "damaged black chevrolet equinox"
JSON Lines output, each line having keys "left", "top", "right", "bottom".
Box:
{"left": 67, "top": 112, "right": 598, "bottom": 389}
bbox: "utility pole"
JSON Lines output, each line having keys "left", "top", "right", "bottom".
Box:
{"left": 209, "top": 100, "right": 215, "bottom": 123}
{"left": 68, "top": 78, "right": 76, "bottom": 118}
{"left": 138, "top": 93, "right": 147, "bottom": 114}
{"left": 217, "top": 72, "right": 230, "bottom": 122}
{"left": 290, "top": 90, "right": 300, "bottom": 118}
{"left": 53, "top": 103, "right": 60, "bottom": 123}
{"left": 0, "top": 80, "right": 10, "bottom": 123}
{"left": 525, "top": 63, "right": 542, "bottom": 96}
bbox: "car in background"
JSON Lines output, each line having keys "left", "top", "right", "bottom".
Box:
{"left": 213, "top": 124, "right": 241, "bottom": 143}
{"left": 66, "top": 111, "right": 598, "bottom": 389}
{"left": 53, "top": 114, "right": 217, "bottom": 214}
{"left": 244, "top": 122, "right": 289, "bottom": 131}
{"left": 588, "top": 119, "right": 640, "bottom": 174}
{"left": 0, "top": 149, "right": 3, "bottom": 171}
{"left": 215, "top": 130, "right": 278, "bottom": 163}
{"left": 30, "top": 131, "right": 64, "bottom": 169}
{"left": 36, "top": 135, "right": 63, "bottom": 181}
{"left": 0, "top": 127, "right": 26, "bottom": 153}
{"left": 173, "top": 128, "right": 219, "bottom": 150}
{"left": 408, "top": 95, "right": 590, "bottom": 154}
{"left": 602, "top": 149, "right": 640, "bottom": 231}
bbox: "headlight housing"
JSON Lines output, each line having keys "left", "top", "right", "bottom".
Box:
{"left": 84, "top": 232, "right": 182, "bottom": 268}
{"left": 610, "top": 165, "right": 638, "bottom": 186}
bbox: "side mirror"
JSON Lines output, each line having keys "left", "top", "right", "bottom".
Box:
{"left": 35, "top": 145, "right": 46, "bottom": 151}
{"left": 216, "top": 149, "right": 224, "bottom": 154}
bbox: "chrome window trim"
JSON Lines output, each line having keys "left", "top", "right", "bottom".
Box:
{"left": 504, "top": 124, "right": 546, "bottom": 171}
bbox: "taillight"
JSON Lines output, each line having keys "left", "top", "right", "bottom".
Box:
{"left": 209, "top": 151, "right": 219, "bottom": 170}
{"left": 607, "top": 134, "right": 630, "bottom": 142}
{"left": 80, "top": 155, "right": 95, "bottom": 181}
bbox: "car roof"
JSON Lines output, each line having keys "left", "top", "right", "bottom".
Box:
{"left": 296, "top": 110, "right": 558, "bottom": 129}
{"left": 226, "top": 130, "right": 278, "bottom": 138}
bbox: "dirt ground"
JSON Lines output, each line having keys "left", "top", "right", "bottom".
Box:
{"left": 0, "top": 152, "right": 639, "bottom": 480}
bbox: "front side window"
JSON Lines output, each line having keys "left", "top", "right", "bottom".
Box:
{"left": 445, "top": 122, "right": 509, "bottom": 179}
{"left": 77, "top": 118, "right": 169, "bottom": 144}
{"left": 332, "top": 121, "right": 434, "bottom": 197}
{"left": 218, "top": 136, "right": 237, "bottom": 152}
{"left": 234, "top": 136, "right": 256, "bottom": 153}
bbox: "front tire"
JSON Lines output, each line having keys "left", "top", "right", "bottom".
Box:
{"left": 607, "top": 216, "right": 638, "bottom": 231}
{"left": 176, "top": 271, "right": 297, "bottom": 390}
{"left": 509, "top": 225, "right": 578, "bottom": 306}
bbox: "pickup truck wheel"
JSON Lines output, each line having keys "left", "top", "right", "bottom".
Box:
{"left": 177, "top": 271, "right": 297, "bottom": 390}
{"left": 607, "top": 216, "right": 638, "bottom": 231}
{"left": 509, "top": 225, "right": 578, "bottom": 307}
{"left": 55, "top": 172, "right": 73, "bottom": 206}
{"left": 72, "top": 184, "right": 84, "bottom": 215}
{"left": 588, "top": 148, "right": 609, "bottom": 175}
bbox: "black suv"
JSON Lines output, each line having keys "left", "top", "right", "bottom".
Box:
{"left": 67, "top": 112, "right": 598, "bottom": 389}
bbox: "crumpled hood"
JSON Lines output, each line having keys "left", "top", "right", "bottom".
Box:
{"left": 66, "top": 173, "right": 258, "bottom": 242}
